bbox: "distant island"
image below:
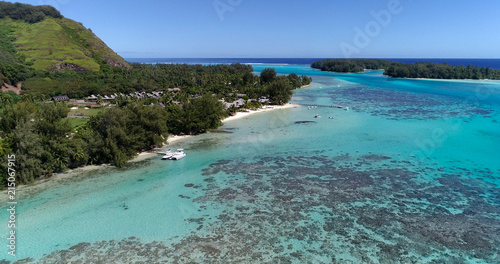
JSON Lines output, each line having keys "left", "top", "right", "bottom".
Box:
{"left": 311, "top": 59, "right": 397, "bottom": 73}
{"left": 0, "top": 2, "right": 311, "bottom": 186}
{"left": 311, "top": 59, "right": 500, "bottom": 80}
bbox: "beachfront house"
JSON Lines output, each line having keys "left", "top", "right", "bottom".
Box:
{"left": 220, "top": 98, "right": 246, "bottom": 109}
{"left": 52, "top": 95, "right": 69, "bottom": 102}
{"left": 234, "top": 98, "right": 245, "bottom": 107}
{"left": 259, "top": 97, "right": 270, "bottom": 104}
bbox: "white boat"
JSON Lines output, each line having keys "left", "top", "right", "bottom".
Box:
{"left": 161, "top": 149, "right": 174, "bottom": 160}
{"left": 314, "top": 114, "right": 321, "bottom": 118}
{"left": 170, "top": 149, "right": 186, "bottom": 160}
{"left": 345, "top": 107, "right": 349, "bottom": 111}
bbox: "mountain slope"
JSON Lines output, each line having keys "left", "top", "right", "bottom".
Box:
{"left": 0, "top": 17, "right": 129, "bottom": 71}
{"left": 0, "top": 22, "right": 31, "bottom": 85}
{"left": 0, "top": 1, "right": 129, "bottom": 75}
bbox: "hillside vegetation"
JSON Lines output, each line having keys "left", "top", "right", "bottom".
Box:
{"left": 0, "top": 1, "right": 129, "bottom": 75}
{"left": 0, "top": 19, "right": 32, "bottom": 85}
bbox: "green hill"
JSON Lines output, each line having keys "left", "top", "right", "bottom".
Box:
{"left": 0, "top": 1, "right": 129, "bottom": 84}
{"left": 0, "top": 17, "right": 129, "bottom": 72}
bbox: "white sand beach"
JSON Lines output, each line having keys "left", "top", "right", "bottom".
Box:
{"left": 167, "top": 134, "right": 193, "bottom": 144}
{"left": 222, "top": 103, "right": 297, "bottom": 123}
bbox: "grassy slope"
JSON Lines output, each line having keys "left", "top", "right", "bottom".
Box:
{"left": 0, "top": 17, "right": 129, "bottom": 71}
{"left": 0, "top": 26, "right": 16, "bottom": 63}
{"left": 0, "top": 22, "right": 31, "bottom": 84}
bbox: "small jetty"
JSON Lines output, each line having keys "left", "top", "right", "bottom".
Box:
{"left": 295, "top": 103, "right": 349, "bottom": 109}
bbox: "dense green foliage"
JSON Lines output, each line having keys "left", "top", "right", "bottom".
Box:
{"left": 166, "top": 94, "right": 225, "bottom": 135}
{"left": 267, "top": 77, "right": 294, "bottom": 105}
{"left": 0, "top": 99, "right": 170, "bottom": 185}
{"left": 0, "top": 24, "right": 33, "bottom": 84}
{"left": 260, "top": 68, "right": 277, "bottom": 83}
{"left": 384, "top": 62, "right": 500, "bottom": 80}
{"left": 311, "top": 59, "right": 398, "bottom": 73}
{"left": 0, "top": 1, "right": 62, "bottom": 23}
{"left": 19, "top": 63, "right": 311, "bottom": 101}
{"left": 257, "top": 68, "right": 311, "bottom": 105}
{"left": 311, "top": 59, "right": 500, "bottom": 80}
{"left": 86, "top": 103, "right": 168, "bottom": 167}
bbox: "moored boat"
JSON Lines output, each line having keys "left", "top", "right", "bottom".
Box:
{"left": 161, "top": 149, "right": 174, "bottom": 160}
{"left": 170, "top": 149, "right": 186, "bottom": 160}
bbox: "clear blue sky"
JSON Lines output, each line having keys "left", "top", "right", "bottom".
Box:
{"left": 5, "top": 0, "right": 500, "bottom": 58}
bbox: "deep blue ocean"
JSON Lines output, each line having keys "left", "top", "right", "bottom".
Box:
{"left": 2, "top": 59, "right": 500, "bottom": 263}
{"left": 126, "top": 58, "right": 500, "bottom": 69}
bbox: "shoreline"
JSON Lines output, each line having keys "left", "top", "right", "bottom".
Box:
{"left": 319, "top": 68, "right": 500, "bottom": 83}
{"left": 1, "top": 104, "right": 297, "bottom": 201}
{"left": 128, "top": 135, "right": 193, "bottom": 162}
{"left": 398, "top": 77, "right": 500, "bottom": 83}
{"left": 222, "top": 103, "right": 297, "bottom": 123}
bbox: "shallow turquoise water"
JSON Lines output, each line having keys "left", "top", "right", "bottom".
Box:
{"left": 2, "top": 65, "right": 500, "bottom": 263}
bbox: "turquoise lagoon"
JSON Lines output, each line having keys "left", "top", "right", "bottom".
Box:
{"left": 2, "top": 65, "right": 500, "bottom": 263}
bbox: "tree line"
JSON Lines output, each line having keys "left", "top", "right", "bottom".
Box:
{"left": 384, "top": 62, "right": 500, "bottom": 80}
{"left": 311, "top": 58, "right": 500, "bottom": 80}
{"left": 0, "top": 1, "right": 62, "bottom": 23}
{"left": 311, "top": 59, "right": 397, "bottom": 73}
{"left": 20, "top": 63, "right": 311, "bottom": 101}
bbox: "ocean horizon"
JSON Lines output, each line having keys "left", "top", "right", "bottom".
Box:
{"left": 125, "top": 58, "right": 500, "bottom": 69}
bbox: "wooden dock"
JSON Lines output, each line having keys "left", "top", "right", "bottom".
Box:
{"left": 294, "top": 103, "right": 346, "bottom": 108}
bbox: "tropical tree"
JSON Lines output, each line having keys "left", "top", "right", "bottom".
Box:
{"left": 267, "top": 77, "right": 293, "bottom": 105}
{"left": 260, "top": 68, "right": 277, "bottom": 84}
